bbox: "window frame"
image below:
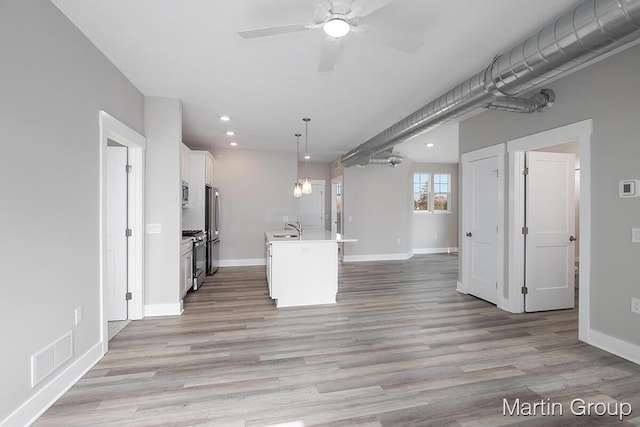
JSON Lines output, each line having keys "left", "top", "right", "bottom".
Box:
{"left": 413, "top": 172, "right": 451, "bottom": 214}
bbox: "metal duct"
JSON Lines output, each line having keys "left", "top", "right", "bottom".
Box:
{"left": 341, "top": 0, "right": 640, "bottom": 167}
{"left": 368, "top": 154, "right": 403, "bottom": 167}
{"left": 486, "top": 89, "right": 555, "bottom": 113}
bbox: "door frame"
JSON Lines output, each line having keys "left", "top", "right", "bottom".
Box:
{"left": 331, "top": 175, "right": 343, "bottom": 235}
{"left": 506, "top": 119, "right": 592, "bottom": 341}
{"left": 460, "top": 143, "right": 506, "bottom": 309}
{"left": 99, "top": 111, "right": 146, "bottom": 354}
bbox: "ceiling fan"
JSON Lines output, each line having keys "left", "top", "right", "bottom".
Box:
{"left": 238, "top": 0, "right": 424, "bottom": 72}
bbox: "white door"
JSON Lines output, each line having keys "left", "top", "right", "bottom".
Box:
{"left": 331, "top": 176, "right": 343, "bottom": 234}
{"left": 298, "top": 180, "right": 325, "bottom": 232}
{"left": 106, "top": 146, "right": 128, "bottom": 321}
{"left": 524, "top": 151, "right": 575, "bottom": 311}
{"left": 464, "top": 156, "right": 500, "bottom": 304}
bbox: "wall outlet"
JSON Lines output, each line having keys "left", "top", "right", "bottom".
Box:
{"left": 283, "top": 216, "right": 289, "bottom": 222}
{"left": 396, "top": 238, "right": 401, "bottom": 244}
{"left": 74, "top": 306, "right": 83, "bottom": 325}
{"left": 632, "top": 298, "right": 640, "bottom": 314}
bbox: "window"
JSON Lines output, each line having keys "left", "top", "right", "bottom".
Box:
{"left": 413, "top": 172, "right": 451, "bottom": 213}
{"left": 413, "top": 173, "right": 430, "bottom": 211}
{"left": 433, "top": 173, "right": 450, "bottom": 212}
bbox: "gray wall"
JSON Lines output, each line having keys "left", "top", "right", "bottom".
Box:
{"left": 0, "top": 0, "right": 144, "bottom": 421}
{"left": 343, "top": 160, "right": 413, "bottom": 258}
{"left": 459, "top": 44, "right": 640, "bottom": 346}
{"left": 412, "top": 163, "right": 459, "bottom": 251}
{"left": 213, "top": 149, "right": 299, "bottom": 262}
{"left": 144, "top": 97, "right": 182, "bottom": 307}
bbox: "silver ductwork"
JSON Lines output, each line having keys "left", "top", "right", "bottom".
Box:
{"left": 368, "top": 154, "right": 403, "bottom": 167}
{"left": 341, "top": 0, "right": 640, "bottom": 167}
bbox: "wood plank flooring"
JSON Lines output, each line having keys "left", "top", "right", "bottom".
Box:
{"left": 35, "top": 254, "right": 640, "bottom": 426}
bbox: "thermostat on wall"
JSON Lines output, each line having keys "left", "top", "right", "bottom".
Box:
{"left": 619, "top": 179, "right": 640, "bottom": 197}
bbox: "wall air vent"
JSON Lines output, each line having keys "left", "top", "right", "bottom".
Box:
{"left": 31, "top": 331, "right": 73, "bottom": 387}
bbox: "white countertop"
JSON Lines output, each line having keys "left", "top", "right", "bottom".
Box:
{"left": 265, "top": 230, "right": 357, "bottom": 244}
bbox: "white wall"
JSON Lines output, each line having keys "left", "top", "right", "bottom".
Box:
{"left": 459, "top": 44, "right": 640, "bottom": 349}
{"left": 144, "top": 97, "right": 182, "bottom": 314}
{"left": 298, "top": 161, "right": 332, "bottom": 230}
{"left": 343, "top": 160, "right": 413, "bottom": 260}
{"left": 412, "top": 163, "right": 459, "bottom": 252}
{"left": 0, "top": 0, "right": 144, "bottom": 423}
{"left": 213, "top": 149, "right": 298, "bottom": 264}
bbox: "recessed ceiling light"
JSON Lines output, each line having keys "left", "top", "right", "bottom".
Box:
{"left": 426, "top": 143, "right": 435, "bottom": 148}
{"left": 229, "top": 142, "right": 238, "bottom": 147}
{"left": 226, "top": 131, "right": 235, "bottom": 136}
{"left": 219, "top": 115, "right": 230, "bottom": 122}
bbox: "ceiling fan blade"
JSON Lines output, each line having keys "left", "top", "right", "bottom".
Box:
{"left": 318, "top": 37, "right": 342, "bottom": 72}
{"left": 351, "top": 0, "right": 395, "bottom": 17}
{"left": 238, "top": 23, "right": 312, "bottom": 39}
{"left": 356, "top": 24, "right": 424, "bottom": 53}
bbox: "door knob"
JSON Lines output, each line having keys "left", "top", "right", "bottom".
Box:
{"left": 569, "top": 235, "right": 576, "bottom": 242}
{"left": 466, "top": 232, "right": 472, "bottom": 237}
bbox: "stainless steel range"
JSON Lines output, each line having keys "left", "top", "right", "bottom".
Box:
{"left": 182, "top": 230, "right": 206, "bottom": 290}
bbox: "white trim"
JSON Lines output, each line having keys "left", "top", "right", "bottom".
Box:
{"left": 460, "top": 143, "right": 505, "bottom": 163}
{"left": 588, "top": 329, "right": 640, "bottom": 365}
{"left": 144, "top": 303, "right": 183, "bottom": 317}
{"left": 456, "top": 281, "right": 466, "bottom": 294}
{"left": 413, "top": 247, "right": 459, "bottom": 254}
{"left": 506, "top": 151, "right": 526, "bottom": 313}
{"left": 0, "top": 342, "right": 102, "bottom": 427}
{"left": 99, "top": 111, "right": 146, "bottom": 356}
{"left": 219, "top": 258, "right": 266, "bottom": 267}
{"left": 343, "top": 252, "right": 413, "bottom": 262}
{"left": 506, "top": 119, "right": 592, "bottom": 340}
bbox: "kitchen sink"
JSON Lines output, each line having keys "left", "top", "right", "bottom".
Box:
{"left": 273, "top": 234, "right": 299, "bottom": 238}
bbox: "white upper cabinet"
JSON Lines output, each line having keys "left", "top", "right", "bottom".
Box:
{"left": 205, "top": 153, "right": 214, "bottom": 186}
{"left": 180, "top": 142, "right": 191, "bottom": 183}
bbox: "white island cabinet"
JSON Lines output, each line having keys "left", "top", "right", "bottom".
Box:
{"left": 265, "top": 231, "right": 356, "bottom": 308}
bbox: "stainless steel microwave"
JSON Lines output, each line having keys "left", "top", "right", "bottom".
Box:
{"left": 181, "top": 181, "right": 189, "bottom": 207}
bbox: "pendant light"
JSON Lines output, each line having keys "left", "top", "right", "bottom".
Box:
{"left": 293, "top": 133, "right": 302, "bottom": 198}
{"left": 302, "top": 118, "right": 313, "bottom": 195}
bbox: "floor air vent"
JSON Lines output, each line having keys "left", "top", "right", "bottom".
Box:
{"left": 31, "top": 331, "right": 73, "bottom": 387}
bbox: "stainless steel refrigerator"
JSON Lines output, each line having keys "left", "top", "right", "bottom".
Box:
{"left": 205, "top": 186, "right": 220, "bottom": 275}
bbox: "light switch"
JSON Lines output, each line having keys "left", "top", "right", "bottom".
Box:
{"left": 632, "top": 228, "right": 640, "bottom": 243}
{"left": 146, "top": 224, "right": 161, "bottom": 234}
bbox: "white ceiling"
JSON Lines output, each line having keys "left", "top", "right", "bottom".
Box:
{"left": 51, "top": 0, "right": 579, "bottom": 163}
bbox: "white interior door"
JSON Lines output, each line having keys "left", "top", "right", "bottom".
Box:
{"left": 525, "top": 151, "right": 575, "bottom": 311}
{"left": 106, "top": 145, "right": 128, "bottom": 321}
{"left": 464, "top": 156, "right": 499, "bottom": 304}
{"left": 331, "top": 176, "right": 343, "bottom": 234}
{"left": 298, "top": 180, "right": 325, "bottom": 232}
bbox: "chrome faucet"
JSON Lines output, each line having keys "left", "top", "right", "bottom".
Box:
{"left": 285, "top": 221, "right": 302, "bottom": 234}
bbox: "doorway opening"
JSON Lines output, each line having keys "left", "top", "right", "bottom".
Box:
{"left": 507, "top": 119, "right": 592, "bottom": 341}
{"left": 99, "top": 111, "right": 146, "bottom": 353}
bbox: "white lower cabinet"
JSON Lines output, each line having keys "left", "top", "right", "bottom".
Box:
{"left": 268, "top": 240, "right": 338, "bottom": 308}
{"left": 180, "top": 240, "right": 193, "bottom": 298}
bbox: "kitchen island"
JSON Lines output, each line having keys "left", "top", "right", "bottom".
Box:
{"left": 265, "top": 230, "right": 357, "bottom": 308}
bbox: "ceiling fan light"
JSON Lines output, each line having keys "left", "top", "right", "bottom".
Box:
{"left": 323, "top": 18, "right": 350, "bottom": 38}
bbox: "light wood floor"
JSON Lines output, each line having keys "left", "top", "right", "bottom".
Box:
{"left": 36, "top": 254, "right": 640, "bottom": 426}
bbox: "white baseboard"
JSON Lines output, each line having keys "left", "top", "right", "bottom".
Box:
{"left": 456, "top": 280, "right": 467, "bottom": 294}
{"left": 343, "top": 253, "right": 412, "bottom": 262}
{"left": 144, "top": 303, "right": 183, "bottom": 317}
{"left": 413, "top": 247, "right": 459, "bottom": 254}
{"left": 1, "top": 341, "right": 103, "bottom": 427}
{"left": 219, "top": 258, "right": 266, "bottom": 267}
{"left": 587, "top": 329, "right": 640, "bottom": 365}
